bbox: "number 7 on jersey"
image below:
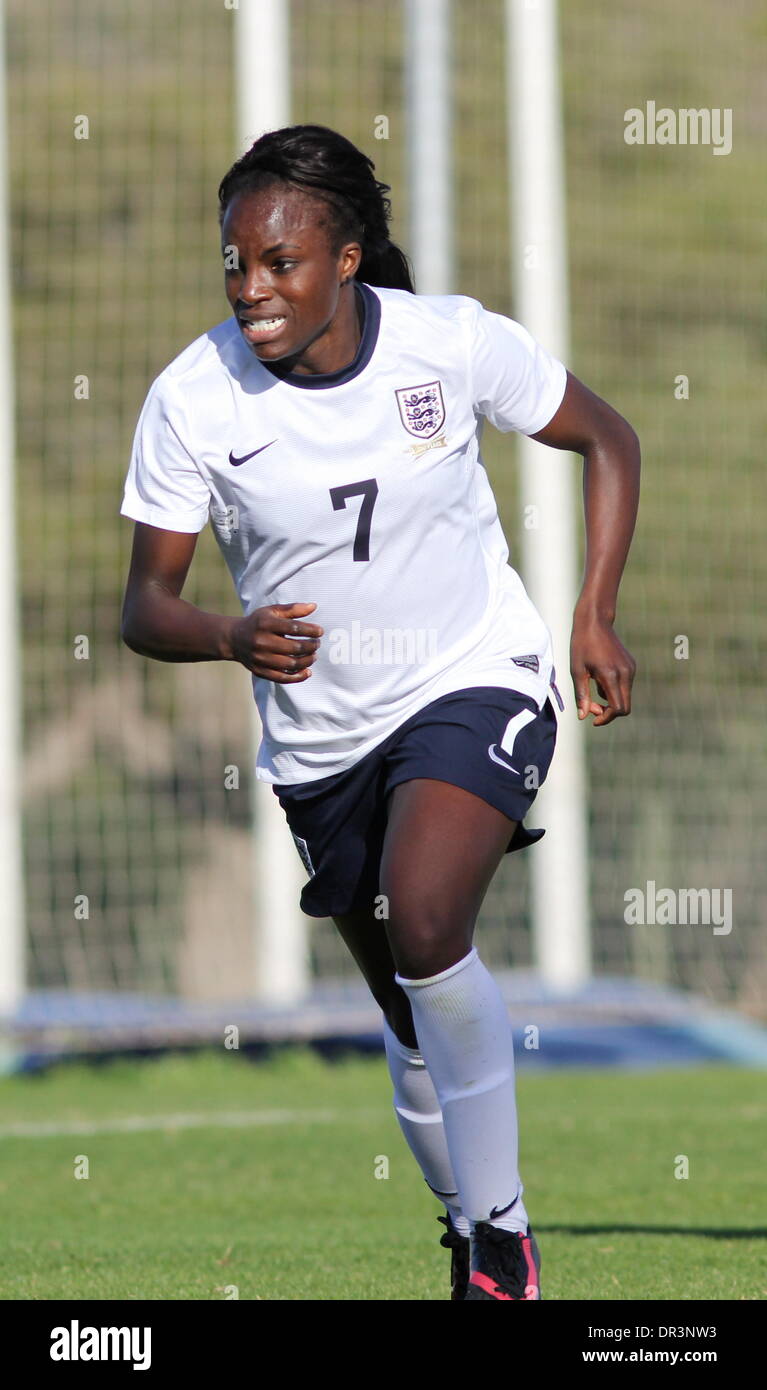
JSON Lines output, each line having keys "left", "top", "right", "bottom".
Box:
{"left": 329, "top": 478, "right": 379, "bottom": 561}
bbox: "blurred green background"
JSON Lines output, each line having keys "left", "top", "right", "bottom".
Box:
{"left": 10, "top": 0, "right": 766, "bottom": 1011}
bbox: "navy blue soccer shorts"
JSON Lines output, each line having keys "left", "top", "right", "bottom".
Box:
{"left": 271, "top": 685, "right": 558, "bottom": 919}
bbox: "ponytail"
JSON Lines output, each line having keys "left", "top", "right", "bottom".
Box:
{"left": 357, "top": 238, "right": 415, "bottom": 291}
{"left": 218, "top": 124, "right": 415, "bottom": 293}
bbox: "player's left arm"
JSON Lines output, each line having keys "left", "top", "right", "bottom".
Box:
{"left": 529, "top": 370, "right": 640, "bottom": 727}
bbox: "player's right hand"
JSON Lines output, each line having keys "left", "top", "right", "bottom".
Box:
{"left": 228, "top": 602, "right": 323, "bottom": 682}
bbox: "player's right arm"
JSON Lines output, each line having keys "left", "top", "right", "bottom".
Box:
{"left": 120, "top": 521, "right": 322, "bottom": 682}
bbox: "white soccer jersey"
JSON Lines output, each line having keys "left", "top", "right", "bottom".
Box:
{"left": 120, "top": 283, "right": 568, "bottom": 784}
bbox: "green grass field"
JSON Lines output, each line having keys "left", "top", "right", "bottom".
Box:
{"left": 1, "top": 1049, "right": 764, "bottom": 1301}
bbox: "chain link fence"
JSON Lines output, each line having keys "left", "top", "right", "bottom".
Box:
{"left": 11, "top": 0, "right": 765, "bottom": 1014}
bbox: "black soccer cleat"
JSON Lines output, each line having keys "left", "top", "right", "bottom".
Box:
{"left": 437, "top": 1211, "right": 471, "bottom": 1301}
{"left": 464, "top": 1221, "right": 542, "bottom": 1300}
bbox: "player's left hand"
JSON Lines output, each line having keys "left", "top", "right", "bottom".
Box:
{"left": 570, "top": 608, "right": 636, "bottom": 726}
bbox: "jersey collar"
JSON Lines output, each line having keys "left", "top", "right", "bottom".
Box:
{"left": 257, "top": 281, "right": 380, "bottom": 390}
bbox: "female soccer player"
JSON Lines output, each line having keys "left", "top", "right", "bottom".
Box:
{"left": 120, "top": 124, "right": 639, "bottom": 1301}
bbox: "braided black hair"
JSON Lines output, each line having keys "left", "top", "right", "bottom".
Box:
{"left": 217, "top": 124, "right": 415, "bottom": 293}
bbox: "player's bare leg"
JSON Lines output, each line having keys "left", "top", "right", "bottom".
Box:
{"left": 380, "top": 778, "right": 515, "bottom": 977}
{"left": 379, "top": 778, "right": 541, "bottom": 1299}
{"left": 332, "top": 907, "right": 418, "bottom": 1049}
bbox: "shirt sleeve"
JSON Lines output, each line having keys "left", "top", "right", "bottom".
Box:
{"left": 120, "top": 373, "right": 212, "bottom": 533}
{"left": 466, "top": 299, "right": 568, "bottom": 436}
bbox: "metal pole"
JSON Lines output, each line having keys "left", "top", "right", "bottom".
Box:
{"left": 405, "top": 0, "right": 454, "bottom": 294}
{"left": 234, "top": 0, "right": 309, "bottom": 1002}
{"left": 505, "top": 0, "right": 591, "bottom": 988}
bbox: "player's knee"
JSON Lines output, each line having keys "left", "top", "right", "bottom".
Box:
{"left": 385, "top": 901, "right": 470, "bottom": 981}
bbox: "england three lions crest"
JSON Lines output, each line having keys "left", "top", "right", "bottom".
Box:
{"left": 396, "top": 381, "right": 448, "bottom": 456}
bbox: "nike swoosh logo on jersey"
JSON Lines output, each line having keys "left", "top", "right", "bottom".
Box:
{"left": 489, "top": 1191, "right": 520, "bottom": 1220}
{"left": 228, "top": 441, "right": 277, "bottom": 466}
{"left": 487, "top": 744, "right": 520, "bottom": 774}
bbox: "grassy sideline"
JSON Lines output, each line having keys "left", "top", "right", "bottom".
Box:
{"left": 1, "top": 1049, "right": 764, "bottom": 1300}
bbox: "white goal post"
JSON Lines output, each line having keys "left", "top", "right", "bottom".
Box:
{"left": 505, "top": 0, "right": 590, "bottom": 987}
{"left": 235, "top": 0, "right": 309, "bottom": 1003}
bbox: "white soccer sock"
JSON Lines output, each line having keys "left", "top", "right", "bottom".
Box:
{"left": 382, "top": 1016, "right": 470, "bottom": 1237}
{"left": 395, "top": 947, "right": 530, "bottom": 1235}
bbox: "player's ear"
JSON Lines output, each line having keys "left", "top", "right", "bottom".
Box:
{"left": 339, "top": 241, "right": 362, "bottom": 283}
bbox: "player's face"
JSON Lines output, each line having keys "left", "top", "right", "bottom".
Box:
{"left": 221, "top": 184, "right": 362, "bottom": 374}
